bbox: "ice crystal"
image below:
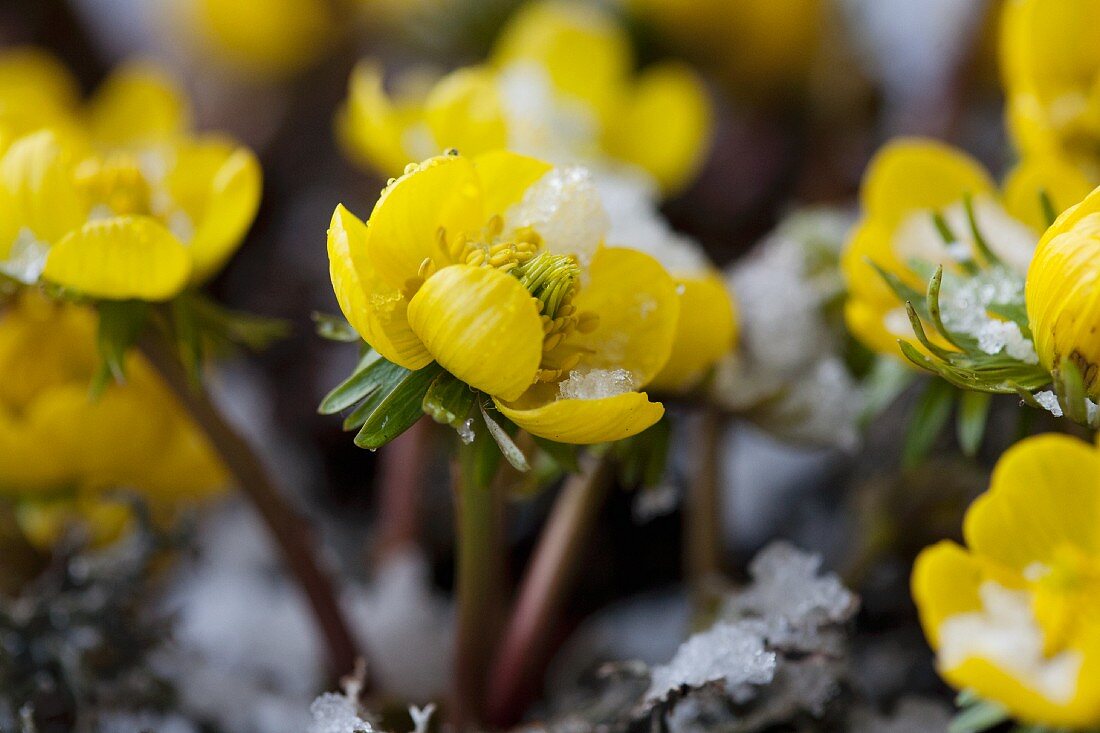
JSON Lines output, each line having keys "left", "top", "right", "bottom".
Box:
{"left": 307, "top": 693, "right": 373, "bottom": 733}
{"left": 645, "top": 622, "right": 777, "bottom": 703}
{"left": 558, "top": 368, "right": 637, "bottom": 401}
{"left": 938, "top": 266, "right": 1038, "bottom": 364}
{"left": 727, "top": 542, "right": 858, "bottom": 627}
{"left": 498, "top": 62, "right": 597, "bottom": 163}
{"left": 506, "top": 166, "right": 609, "bottom": 267}
{"left": 1034, "top": 390, "right": 1063, "bottom": 417}
{"left": 0, "top": 228, "right": 48, "bottom": 284}
{"left": 456, "top": 418, "right": 475, "bottom": 445}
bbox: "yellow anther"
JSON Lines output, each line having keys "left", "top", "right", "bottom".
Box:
{"left": 418, "top": 257, "right": 436, "bottom": 279}
{"left": 557, "top": 304, "right": 576, "bottom": 318}
{"left": 576, "top": 312, "right": 600, "bottom": 334}
{"left": 75, "top": 154, "right": 152, "bottom": 216}
{"left": 559, "top": 352, "right": 582, "bottom": 373}
{"left": 535, "top": 368, "right": 561, "bottom": 383}
{"left": 466, "top": 249, "right": 486, "bottom": 266}
{"left": 543, "top": 332, "right": 564, "bottom": 351}
{"left": 485, "top": 214, "right": 504, "bottom": 239}
{"left": 542, "top": 317, "right": 554, "bottom": 333}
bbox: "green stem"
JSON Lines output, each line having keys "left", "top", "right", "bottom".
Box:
{"left": 451, "top": 413, "right": 505, "bottom": 728}
{"left": 138, "top": 331, "right": 361, "bottom": 681}
{"left": 485, "top": 452, "right": 614, "bottom": 727}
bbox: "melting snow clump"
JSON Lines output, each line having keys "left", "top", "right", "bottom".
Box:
{"left": 939, "top": 266, "right": 1038, "bottom": 364}
{"left": 727, "top": 542, "right": 857, "bottom": 626}
{"left": 558, "top": 368, "right": 637, "bottom": 401}
{"left": 307, "top": 693, "right": 374, "bottom": 733}
{"left": 506, "top": 166, "right": 609, "bottom": 267}
{"left": 646, "top": 622, "right": 777, "bottom": 703}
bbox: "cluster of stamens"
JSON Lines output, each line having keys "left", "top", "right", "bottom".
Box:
{"left": 406, "top": 215, "right": 603, "bottom": 386}
{"left": 75, "top": 153, "right": 152, "bottom": 216}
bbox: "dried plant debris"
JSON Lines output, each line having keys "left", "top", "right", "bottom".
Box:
{"left": 527, "top": 542, "right": 861, "bottom": 733}
{"left": 0, "top": 509, "right": 185, "bottom": 733}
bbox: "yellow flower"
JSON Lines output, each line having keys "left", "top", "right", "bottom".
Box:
{"left": 0, "top": 61, "right": 260, "bottom": 300}
{"left": 625, "top": 0, "right": 824, "bottom": 101}
{"left": 328, "top": 151, "right": 680, "bottom": 444}
{"left": 0, "top": 47, "right": 81, "bottom": 150}
{"left": 172, "top": 0, "right": 337, "bottom": 78}
{"left": 1000, "top": 0, "right": 1100, "bottom": 181}
{"left": 338, "top": 0, "right": 711, "bottom": 194}
{"left": 648, "top": 273, "right": 738, "bottom": 393}
{"left": 1026, "top": 183, "right": 1100, "bottom": 396}
{"left": 842, "top": 138, "right": 1089, "bottom": 359}
{"left": 912, "top": 433, "right": 1100, "bottom": 727}
{"left": 0, "top": 292, "right": 227, "bottom": 547}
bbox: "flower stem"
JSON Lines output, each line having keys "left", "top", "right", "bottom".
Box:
{"left": 376, "top": 420, "right": 432, "bottom": 557}
{"left": 685, "top": 406, "right": 725, "bottom": 621}
{"left": 451, "top": 419, "right": 506, "bottom": 728}
{"left": 138, "top": 331, "right": 361, "bottom": 680}
{"left": 485, "top": 452, "right": 614, "bottom": 727}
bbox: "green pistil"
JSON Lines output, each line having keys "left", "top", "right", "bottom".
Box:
{"left": 513, "top": 252, "right": 580, "bottom": 318}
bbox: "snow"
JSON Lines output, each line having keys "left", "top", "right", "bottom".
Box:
{"left": 0, "top": 227, "right": 49, "bottom": 284}
{"left": 497, "top": 61, "right": 599, "bottom": 163}
{"left": 645, "top": 622, "right": 777, "bottom": 703}
{"left": 456, "top": 418, "right": 475, "bottom": 445}
{"left": 727, "top": 542, "right": 858, "bottom": 626}
{"left": 939, "top": 581, "right": 1083, "bottom": 704}
{"left": 505, "top": 166, "right": 609, "bottom": 268}
{"left": 558, "top": 368, "right": 637, "bottom": 400}
{"left": 307, "top": 693, "right": 374, "bottom": 733}
{"left": 1034, "top": 390, "right": 1063, "bottom": 417}
{"left": 937, "top": 266, "right": 1039, "bottom": 364}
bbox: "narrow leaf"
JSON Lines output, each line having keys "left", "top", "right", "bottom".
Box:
{"left": 956, "top": 390, "right": 992, "bottom": 457}
{"left": 92, "top": 300, "right": 149, "bottom": 396}
{"left": 317, "top": 349, "right": 390, "bottom": 414}
{"left": 480, "top": 404, "right": 530, "bottom": 472}
{"left": 903, "top": 379, "right": 955, "bottom": 468}
{"left": 962, "top": 193, "right": 1002, "bottom": 267}
{"left": 354, "top": 364, "right": 443, "bottom": 449}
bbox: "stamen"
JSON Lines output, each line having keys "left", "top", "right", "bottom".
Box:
{"left": 75, "top": 154, "right": 152, "bottom": 216}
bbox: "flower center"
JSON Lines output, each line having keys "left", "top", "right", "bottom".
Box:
{"left": 75, "top": 154, "right": 153, "bottom": 217}
{"left": 1028, "top": 545, "right": 1100, "bottom": 656}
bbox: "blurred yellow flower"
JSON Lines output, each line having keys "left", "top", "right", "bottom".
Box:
{"left": 1001, "top": 0, "right": 1100, "bottom": 181}
{"left": 912, "top": 433, "right": 1100, "bottom": 728}
{"left": 172, "top": 0, "right": 337, "bottom": 79}
{"left": 0, "top": 48, "right": 82, "bottom": 151}
{"left": 842, "top": 138, "right": 1089, "bottom": 359}
{"left": 0, "top": 292, "right": 227, "bottom": 547}
{"left": 328, "top": 151, "right": 680, "bottom": 443}
{"left": 1027, "top": 183, "right": 1100, "bottom": 396}
{"left": 339, "top": 0, "right": 711, "bottom": 194}
{"left": 626, "top": 0, "right": 824, "bottom": 101}
{"left": 0, "top": 62, "right": 261, "bottom": 301}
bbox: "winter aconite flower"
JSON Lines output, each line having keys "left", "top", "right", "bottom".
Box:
{"left": 327, "top": 151, "right": 679, "bottom": 443}
{"left": 0, "top": 62, "right": 260, "bottom": 300}
{"left": 0, "top": 292, "right": 226, "bottom": 547}
{"left": 842, "top": 137, "right": 1089, "bottom": 360}
{"left": 0, "top": 48, "right": 82, "bottom": 150}
{"left": 1027, "top": 184, "right": 1100, "bottom": 398}
{"left": 1001, "top": 0, "right": 1100, "bottom": 181}
{"left": 912, "top": 433, "right": 1100, "bottom": 727}
{"left": 339, "top": 0, "right": 711, "bottom": 194}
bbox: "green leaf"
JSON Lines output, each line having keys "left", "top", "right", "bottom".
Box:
{"left": 92, "top": 300, "right": 149, "bottom": 396}
{"left": 354, "top": 363, "right": 443, "bottom": 449}
{"left": 903, "top": 379, "right": 955, "bottom": 468}
{"left": 423, "top": 372, "right": 476, "bottom": 431}
{"left": 614, "top": 418, "right": 671, "bottom": 489}
{"left": 317, "top": 349, "right": 388, "bottom": 414}
{"left": 532, "top": 436, "right": 580, "bottom": 473}
{"left": 312, "top": 311, "right": 361, "bottom": 343}
{"left": 956, "top": 390, "right": 992, "bottom": 457}
{"left": 948, "top": 697, "right": 1009, "bottom": 733}
{"left": 1054, "top": 356, "right": 1089, "bottom": 425}
{"left": 963, "top": 193, "right": 1002, "bottom": 267}
{"left": 480, "top": 404, "right": 530, "bottom": 473}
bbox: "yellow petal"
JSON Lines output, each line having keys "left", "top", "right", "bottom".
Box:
{"left": 365, "top": 153, "right": 484, "bottom": 289}
{"left": 964, "top": 434, "right": 1100, "bottom": 569}
{"left": 43, "top": 215, "right": 191, "bottom": 301}
{"left": 0, "top": 47, "right": 80, "bottom": 137}
{"left": 424, "top": 66, "right": 508, "bottom": 159}
{"left": 861, "top": 138, "right": 995, "bottom": 224}
{"left": 337, "top": 61, "right": 427, "bottom": 177}
{"left": 472, "top": 150, "right": 553, "bottom": 216}
{"left": 494, "top": 387, "right": 663, "bottom": 444}
{"left": 0, "top": 129, "right": 88, "bottom": 248}
{"left": 570, "top": 247, "right": 680, "bottom": 387}
{"left": 328, "top": 204, "right": 432, "bottom": 369}
{"left": 190, "top": 0, "right": 334, "bottom": 77}
{"left": 648, "top": 272, "right": 736, "bottom": 392}
{"left": 603, "top": 61, "right": 712, "bottom": 194}
{"left": 86, "top": 62, "right": 190, "bottom": 147}
{"left": 911, "top": 540, "right": 985, "bottom": 649}
{"left": 408, "top": 264, "right": 543, "bottom": 400}
{"left": 187, "top": 145, "right": 262, "bottom": 282}
{"left": 1004, "top": 154, "right": 1093, "bottom": 231}
{"left": 492, "top": 0, "right": 632, "bottom": 125}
